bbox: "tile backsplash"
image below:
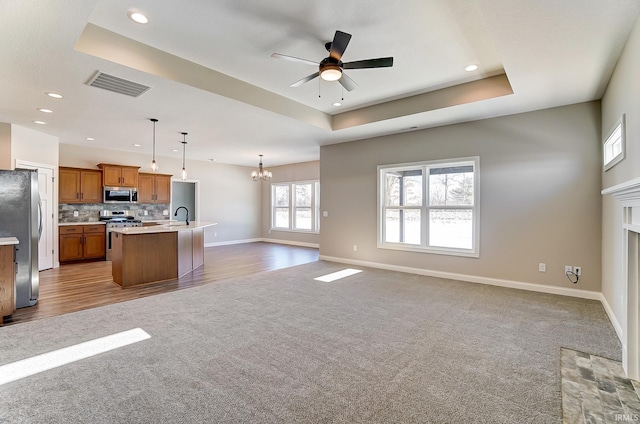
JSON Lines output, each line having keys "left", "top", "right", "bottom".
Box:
{"left": 59, "top": 203, "right": 170, "bottom": 222}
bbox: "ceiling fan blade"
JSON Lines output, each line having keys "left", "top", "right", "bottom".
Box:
{"left": 329, "top": 30, "right": 352, "bottom": 61}
{"left": 343, "top": 57, "right": 394, "bottom": 69}
{"left": 338, "top": 72, "right": 358, "bottom": 92}
{"left": 271, "top": 53, "right": 318, "bottom": 66}
{"left": 290, "top": 72, "right": 320, "bottom": 87}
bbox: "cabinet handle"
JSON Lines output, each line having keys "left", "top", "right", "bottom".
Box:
{"left": 81, "top": 192, "right": 84, "bottom": 200}
{"left": 76, "top": 192, "right": 79, "bottom": 200}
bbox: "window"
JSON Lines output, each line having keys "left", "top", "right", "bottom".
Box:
{"left": 271, "top": 181, "right": 320, "bottom": 232}
{"left": 378, "top": 157, "right": 479, "bottom": 257}
{"left": 604, "top": 115, "right": 625, "bottom": 171}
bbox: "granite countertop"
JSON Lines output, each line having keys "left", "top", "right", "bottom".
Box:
{"left": 58, "top": 222, "right": 106, "bottom": 226}
{"left": 109, "top": 221, "right": 217, "bottom": 235}
{"left": 0, "top": 237, "right": 19, "bottom": 246}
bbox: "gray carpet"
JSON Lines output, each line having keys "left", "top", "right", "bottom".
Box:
{"left": 0, "top": 261, "right": 620, "bottom": 423}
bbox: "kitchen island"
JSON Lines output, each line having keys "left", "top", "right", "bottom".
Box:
{"left": 110, "top": 221, "right": 217, "bottom": 288}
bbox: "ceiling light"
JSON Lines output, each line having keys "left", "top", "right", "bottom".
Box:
{"left": 180, "top": 133, "right": 188, "bottom": 181}
{"left": 333, "top": 102, "right": 342, "bottom": 107}
{"left": 133, "top": 143, "right": 141, "bottom": 147}
{"left": 172, "top": 149, "right": 179, "bottom": 153}
{"left": 209, "top": 159, "right": 216, "bottom": 162}
{"left": 149, "top": 118, "right": 158, "bottom": 172}
{"left": 33, "top": 121, "right": 46, "bottom": 125}
{"left": 37, "top": 108, "right": 53, "bottom": 113}
{"left": 85, "top": 137, "right": 95, "bottom": 141}
{"left": 251, "top": 154, "right": 272, "bottom": 181}
{"left": 464, "top": 64, "right": 479, "bottom": 72}
{"left": 320, "top": 65, "right": 342, "bottom": 81}
{"left": 45, "top": 92, "right": 62, "bottom": 99}
{"left": 128, "top": 11, "right": 148, "bottom": 24}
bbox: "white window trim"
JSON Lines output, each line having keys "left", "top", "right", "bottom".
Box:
{"left": 271, "top": 180, "right": 320, "bottom": 234}
{"left": 377, "top": 156, "right": 480, "bottom": 258}
{"left": 604, "top": 114, "right": 625, "bottom": 171}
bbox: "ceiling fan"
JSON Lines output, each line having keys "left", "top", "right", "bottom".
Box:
{"left": 271, "top": 30, "right": 393, "bottom": 91}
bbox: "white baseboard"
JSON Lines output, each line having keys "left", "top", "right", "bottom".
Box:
{"left": 205, "top": 238, "right": 319, "bottom": 248}
{"left": 261, "top": 238, "right": 319, "bottom": 248}
{"left": 319, "top": 255, "right": 603, "bottom": 300}
{"left": 205, "top": 238, "right": 262, "bottom": 247}
{"left": 598, "top": 292, "right": 625, "bottom": 347}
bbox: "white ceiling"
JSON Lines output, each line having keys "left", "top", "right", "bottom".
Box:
{"left": 0, "top": 0, "right": 639, "bottom": 167}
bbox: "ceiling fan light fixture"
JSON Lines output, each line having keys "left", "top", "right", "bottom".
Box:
{"left": 320, "top": 66, "right": 342, "bottom": 81}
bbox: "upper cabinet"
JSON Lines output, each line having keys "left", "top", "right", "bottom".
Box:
{"left": 138, "top": 173, "right": 172, "bottom": 203}
{"left": 98, "top": 164, "right": 139, "bottom": 188}
{"left": 59, "top": 167, "right": 102, "bottom": 204}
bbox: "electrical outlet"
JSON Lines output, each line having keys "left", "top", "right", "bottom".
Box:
{"left": 214, "top": 232, "right": 217, "bottom": 237}
{"left": 73, "top": 210, "right": 79, "bottom": 217}
{"left": 538, "top": 263, "right": 546, "bottom": 272}
{"left": 565, "top": 266, "right": 572, "bottom": 274}
{"left": 323, "top": 211, "right": 328, "bottom": 217}
{"left": 574, "top": 266, "right": 582, "bottom": 276}
{"left": 353, "top": 244, "right": 358, "bottom": 252}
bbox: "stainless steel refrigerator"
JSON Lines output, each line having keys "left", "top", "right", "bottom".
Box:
{"left": 0, "top": 169, "right": 39, "bottom": 308}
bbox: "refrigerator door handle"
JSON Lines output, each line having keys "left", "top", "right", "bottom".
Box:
{"left": 37, "top": 194, "right": 43, "bottom": 241}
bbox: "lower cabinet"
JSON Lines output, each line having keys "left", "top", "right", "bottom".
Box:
{"left": 0, "top": 244, "right": 16, "bottom": 325}
{"left": 59, "top": 225, "right": 106, "bottom": 263}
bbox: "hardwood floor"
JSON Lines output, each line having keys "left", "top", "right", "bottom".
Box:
{"left": 3, "top": 242, "right": 318, "bottom": 326}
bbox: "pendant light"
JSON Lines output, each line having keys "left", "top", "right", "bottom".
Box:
{"left": 180, "top": 132, "right": 188, "bottom": 181}
{"left": 150, "top": 118, "right": 159, "bottom": 172}
{"left": 251, "top": 154, "right": 272, "bottom": 181}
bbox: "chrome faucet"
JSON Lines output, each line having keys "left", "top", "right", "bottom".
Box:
{"left": 174, "top": 206, "right": 189, "bottom": 226}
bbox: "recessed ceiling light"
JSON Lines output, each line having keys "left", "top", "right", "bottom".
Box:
{"left": 37, "top": 108, "right": 53, "bottom": 113}
{"left": 128, "top": 11, "right": 148, "bottom": 24}
{"left": 33, "top": 120, "right": 46, "bottom": 125}
{"left": 333, "top": 102, "right": 342, "bottom": 107}
{"left": 45, "top": 92, "right": 63, "bottom": 99}
{"left": 172, "top": 149, "right": 179, "bottom": 152}
{"left": 464, "top": 64, "right": 479, "bottom": 72}
{"left": 85, "top": 137, "right": 95, "bottom": 141}
{"left": 209, "top": 159, "right": 216, "bottom": 162}
{"left": 133, "top": 143, "right": 141, "bottom": 147}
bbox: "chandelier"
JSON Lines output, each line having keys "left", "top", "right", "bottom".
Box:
{"left": 251, "top": 154, "right": 272, "bottom": 181}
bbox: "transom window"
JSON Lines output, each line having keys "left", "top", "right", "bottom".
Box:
{"left": 271, "top": 181, "right": 320, "bottom": 233}
{"left": 604, "top": 115, "right": 625, "bottom": 171}
{"left": 378, "top": 157, "right": 479, "bottom": 257}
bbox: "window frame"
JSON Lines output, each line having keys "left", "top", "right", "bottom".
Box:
{"left": 377, "top": 157, "right": 480, "bottom": 258}
{"left": 270, "top": 180, "right": 320, "bottom": 233}
{"left": 604, "top": 114, "right": 625, "bottom": 171}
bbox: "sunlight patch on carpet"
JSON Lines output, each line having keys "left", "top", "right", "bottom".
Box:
{"left": 0, "top": 328, "right": 151, "bottom": 386}
{"left": 314, "top": 268, "right": 362, "bottom": 282}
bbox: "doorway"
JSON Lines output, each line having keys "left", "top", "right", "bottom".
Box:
{"left": 15, "top": 160, "right": 54, "bottom": 270}
{"left": 172, "top": 180, "right": 197, "bottom": 222}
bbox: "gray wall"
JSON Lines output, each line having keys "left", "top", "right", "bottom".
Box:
{"left": 260, "top": 160, "right": 320, "bottom": 246}
{"left": 601, "top": 15, "right": 640, "bottom": 333}
{"left": 320, "top": 101, "right": 602, "bottom": 291}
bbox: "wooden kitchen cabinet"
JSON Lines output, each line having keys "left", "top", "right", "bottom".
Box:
{"left": 59, "top": 167, "right": 102, "bottom": 204}
{"left": 98, "top": 164, "right": 139, "bottom": 188}
{"left": 59, "top": 225, "right": 106, "bottom": 263}
{"left": 0, "top": 243, "right": 16, "bottom": 325}
{"left": 138, "top": 173, "right": 172, "bottom": 203}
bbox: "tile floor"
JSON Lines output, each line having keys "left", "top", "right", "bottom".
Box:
{"left": 562, "top": 348, "right": 640, "bottom": 423}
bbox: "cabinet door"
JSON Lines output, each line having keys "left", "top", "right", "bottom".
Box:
{"left": 0, "top": 245, "right": 16, "bottom": 318}
{"left": 59, "top": 234, "right": 83, "bottom": 262}
{"left": 154, "top": 175, "right": 172, "bottom": 203}
{"left": 101, "top": 165, "right": 121, "bottom": 186}
{"left": 80, "top": 170, "right": 102, "bottom": 203}
{"left": 83, "top": 232, "right": 105, "bottom": 259}
{"left": 121, "top": 167, "right": 138, "bottom": 187}
{"left": 138, "top": 173, "right": 155, "bottom": 203}
{"left": 59, "top": 168, "right": 80, "bottom": 203}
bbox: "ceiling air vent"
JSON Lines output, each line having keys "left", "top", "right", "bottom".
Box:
{"left": 86, "top": 71, "right": 150, "bottom": 97}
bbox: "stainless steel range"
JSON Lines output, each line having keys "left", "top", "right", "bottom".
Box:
{"left": 100, "top": 210, "right": 142, "bottom": 260}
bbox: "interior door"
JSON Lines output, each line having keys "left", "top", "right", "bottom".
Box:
{"left": 16, "top": 160, "right": 55, "bottom": 270}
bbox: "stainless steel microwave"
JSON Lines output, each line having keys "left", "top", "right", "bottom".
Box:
{"left": 103, "top": 187, "right": 138, "bottom": 203}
